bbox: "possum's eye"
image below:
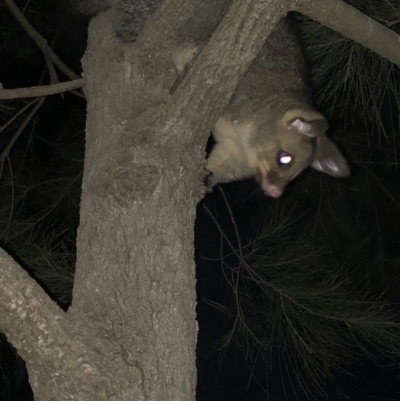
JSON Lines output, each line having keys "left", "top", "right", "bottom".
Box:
{"left": 277, "top": 152, "right": 293, "bottom": 167}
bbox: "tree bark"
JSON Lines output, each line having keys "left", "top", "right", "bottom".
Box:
{"left": 0, "top": 249, "right": 110, "bottom": 400}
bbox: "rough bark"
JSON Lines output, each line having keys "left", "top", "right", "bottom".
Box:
{"left": 0, "top": 249, "right": 110, "bottom": 400}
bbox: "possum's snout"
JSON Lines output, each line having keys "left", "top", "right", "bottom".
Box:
{"left": 256, "top": 170, "right": 285, "bottom": 198}
{"left": 260, "top": 180, "right": 283, "bottom": 198}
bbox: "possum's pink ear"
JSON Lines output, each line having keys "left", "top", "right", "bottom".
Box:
{"left": 282, "top": 109, "right": 328, "bottom": 137}
{"left": 288, "top": 117, "right": 328, "bottom": 137}
{"left": 311, "top": 135, "right": 351, "bottom": 178}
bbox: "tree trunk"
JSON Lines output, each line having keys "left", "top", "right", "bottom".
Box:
{"left": 0, "top": 0, "right": 288, "bottom": 399}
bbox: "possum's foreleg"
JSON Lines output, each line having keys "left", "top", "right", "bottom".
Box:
{"left": 205, "top": 140, "right": 253, "bottom": 190}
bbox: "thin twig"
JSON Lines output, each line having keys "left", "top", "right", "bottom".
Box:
{"left": 0, "top": 98, "right": 45, "bottom": 177}
{"left": 2, "top": 157, "right": 15, "bottom": 241}
{"left": 0, "top": 79, "right": 86, "bottom": 100}
{"left": 0, "top": 98, "right": 41, "bottom": 133}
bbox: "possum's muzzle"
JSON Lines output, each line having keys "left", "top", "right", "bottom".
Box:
{"left": 255, "top": 170, "right": 286, "bottom": 198}
{"left": 261, "top": 180, "right": 284, "bottom": 198}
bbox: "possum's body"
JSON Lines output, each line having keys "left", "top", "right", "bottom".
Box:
{"left": 72, "top": 0, "right": 350, "bottom": 197}
{"left": 205, "top": 18, "right": 350, "bottom": 197}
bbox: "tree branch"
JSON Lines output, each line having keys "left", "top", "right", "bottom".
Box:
{"left": 163, "top": 0, "right": 292, "bottom": 143}
{"left": 0, "top": 248, "right": 118, "bottom": 400}
{"left": 0, "top": 98, "right": 41, "bottom": 133}
{"left": 0, "top": 247, "right": 70, "bottom": 363}
{"left": 0, "top": 79, "right": 86, "bottom": 100}
{"left": 293, "top": 0, "right": 400, "bottom": 68}
{"left": 0, "top": 97, "right": 45, "bottom": 177}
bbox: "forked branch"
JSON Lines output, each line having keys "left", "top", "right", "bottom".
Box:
{"left": 0, "top": 248, "right": 71, "bottom": 362}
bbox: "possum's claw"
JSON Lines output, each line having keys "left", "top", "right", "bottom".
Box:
{"left": 197, "top": 169, "right": 213, "bottom": 202}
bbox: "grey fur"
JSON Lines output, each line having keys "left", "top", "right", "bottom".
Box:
{"left": 114, "top": 0, "right": 163, "bottom": 41}
{"left": 70, "top": 0, "right": 162, "bottom": 41}
{"left": 203, "top": 17, "right": 350, "bottom": 197}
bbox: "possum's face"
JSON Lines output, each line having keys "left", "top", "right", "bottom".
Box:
{"left": 250, "top": 127, "right": 315, "bottom": 197}
{"left": 207, "top": 106, "right": 350, "bottom": 197}
{"left": 248, "top": 108, "right": 350, "bottom": 197}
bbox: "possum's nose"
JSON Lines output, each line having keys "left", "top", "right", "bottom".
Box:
{"left": 268, "top": 186, "right": 283, "bottom": 197}
{"left": 265, "top": 186, "right": 283, "bottom": 198}
{"left": 261, "top": 181, "right": 283, "bottom": 198}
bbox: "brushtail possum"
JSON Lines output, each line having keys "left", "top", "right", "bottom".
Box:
{"left": 203, "top": 17, "right": 350, "bottom": 197}
{"left": 72, "top": 0, "right": 350, "bottom": 198}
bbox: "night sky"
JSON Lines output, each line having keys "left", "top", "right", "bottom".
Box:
{"left": 0, "top": 1, "right": 400, "bottom": 400}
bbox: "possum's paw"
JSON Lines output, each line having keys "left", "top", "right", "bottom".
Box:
{"left": 204, "top": 170, "right": 217, "bottom": 194}
{"left": 197, "top": 185, "right": 207, "bottom": 203}
{"left": 197, "top": 170, "right": 213, "bottom": 202}
{"left": 170, "top": 45, "right": 199, "bottom": 94}
{"left": 198, "top": 184, "right": 213, "bottom": 202}
{"left": 172, "top": 45, "right": 199, "bottom": 74}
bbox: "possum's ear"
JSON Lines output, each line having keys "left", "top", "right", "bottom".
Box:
{"left": 282, "top": 109, "right": 328, "bottom": 137}
{"left": 311, "top": 135, "right": 351, "bottom": 178}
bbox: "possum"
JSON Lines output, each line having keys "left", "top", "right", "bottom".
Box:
{"left": 72, "top": 0, "right": 350, "bottom": 197}
{"left": 203, "top": 17, "right": 350, "bottom": 197}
